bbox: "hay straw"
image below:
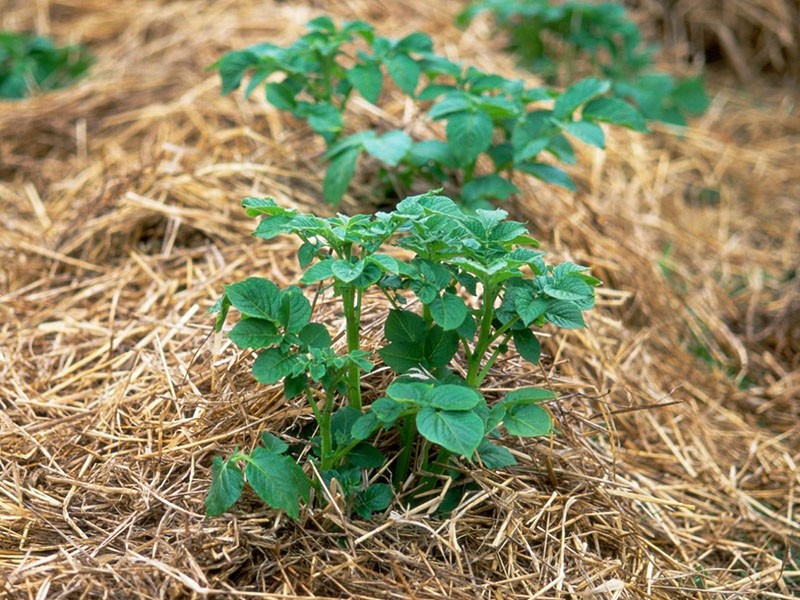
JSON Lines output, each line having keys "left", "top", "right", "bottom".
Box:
{"left": 1, "top": 1, "right": 798, "bottom": 598}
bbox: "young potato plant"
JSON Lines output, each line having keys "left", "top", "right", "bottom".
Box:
{"left": 458, "top": 0, "right": 710, "bottom": 126}
{"left": 0, "top": 32, "right": 93, "bottom": 99}
{"left": 214, "top": 17, "right": 645, "bottom": 208}
{"left": 205, "top": 192, "right": 600, "bottom": 519}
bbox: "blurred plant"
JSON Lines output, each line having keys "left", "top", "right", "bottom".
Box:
{"left": 0, "top": 32, "right": 93, "bottom": 99}
{"left": 458, "top": 0, "right": 709, "bottom": 126}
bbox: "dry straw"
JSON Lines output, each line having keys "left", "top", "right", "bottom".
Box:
{"left": 1, "top": 0, "right": 798, "bottom": 598}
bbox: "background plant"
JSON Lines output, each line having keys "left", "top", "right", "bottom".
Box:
{"left": 0, "top": 32, "right": 93, "bottom": 99}
{"left": 206, "top": 192, "right": 599, "bottom": 519}
{"left": 215, "top": 17, "right": 646, "bottom": 207}
{"left": 458, "top": 0, "right": 710, "bottom": 126}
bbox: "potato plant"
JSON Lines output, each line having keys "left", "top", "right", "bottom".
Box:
{"left": 459, "top": 0, "right": 709, "bottom": 126}
{"left": 206, "top": 192, "right": 599, "bottom": 519}
{"left": 214, "top": 17, "right": 645, "bottom": 208}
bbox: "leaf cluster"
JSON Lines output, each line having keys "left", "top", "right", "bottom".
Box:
{"left": 0, "top": 32, "right": 93, "bottom": 99}
{"left": 214, "top": 17, "right": 645, "bottom": 207}
{"left": 459, "top": 0, "right": 709, "bottom": 126}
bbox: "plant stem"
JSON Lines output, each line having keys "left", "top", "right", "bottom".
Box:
{"left": 394, "top": 415, "right": 416, "bottom": 490}
{"left": 466, "top": 285, "right": 496, "bottom": 386}
{"left": 341, "top": 285, "right": 363, "bottom": 410}
{"left": 307, "top": 389, "right": 334, "bottom": 470}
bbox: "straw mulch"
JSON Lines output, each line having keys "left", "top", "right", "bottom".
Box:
{"left": 1, "top": 1, "right": 798, "bottom": 598}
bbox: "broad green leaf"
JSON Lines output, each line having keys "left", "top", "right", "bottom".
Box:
{"left": 331, "top": 406, "right": 363, "bottom": 445}
{"left": 346, "top": 62, "right": 382, "bottom": 104}
{"left": 386, "top": 53, "right": 420, "bottom": 95}
{"left": 351, "top": 412, "right": 381, "bottom": 440}
{"left": 259, "top": 432, "right": 289, "bottom": 454}
{"left": 545, "top": 300, "right": 586, "bottom": 329}
{"left": 347, "top": 443, "right": 385, "bottom": 469}
{"left": 429, "top": 292, "right": 468, "bottom": 331}
{"left": 512, "top": 328, "right": 541, "bottom": 364}
{"left": 298, "top": 322, "right": 331, "bottom": 349}
{"left": 224, "top": 278, "right": 282, "bottom": 321}
{"left": 560, "top": 121, "right": 605, "bottom": 148}
{"left": 484, "top": 403, "right": 506, "bottom": 433}
{"left": 544, "top": 276, "right": 594, "bottom": 301}
{"left": 386, "top": 380, "right": 431, "bottom": 404}
{"left": 354, "top": 483, "right": 393, "bottom": 519}
{"left": 378, "top": 341, "right": 422, "bottom": 373}
{"left": 517, "top": 162, "right": 575, "bottom": 190}
{"left": 300, "top": 259, "right": 334, "bottom": 284}
{"left": 672, "top": 76, "right": 709, "bottom": 116}
{"left": 265, "top": 81, "right": 296, "bottom": 110}
{"left": 583, "top": 97, "right": 647, "bottom": 132}
{"left": 416, "top": 408, "right": 484, "bottom": 457}
{"left": 369, "top": 253, "right": 400, "bottom": 275}
{"left": 331, "top": 259, "right": 365, "bottom": 283}
{"left": 283, "top": 374, "right": 307, "bottom": 399}
{"left": 323, "top": 146, "right": 360, "bottom": 205}
{"left": 205, "top": 456, "right": 244, "bottom": 516}
{"left": 476, "top": 439, "right": 516, "bottom": 469}
{"left": 407, "top": 140, "right": 456, "bottom": 167}
{"left": 245, "top": 448, "right": 310, "bottom": 521}
{"left": 253, "top": 215, "right": 294, "bottom": 240}
{"left": 462, "top": 174, "right": 520, "bottom": 203}
{"left": 370, "top": 396, "right": 407, "bottom": 424}
{"left": 501, "top": 387, "right": 555, "bottom": 407}
{"left": 384, "top": 309, "right": 426, "bottom": 344}
{"left": 554, "top": 78, "right": 610, "bottom": 119}
{"left": 424, "top": 326, "right": 459, "bottom": 368}
{"left": 428, "top": 93, "right": 472, "bottom": 119}
{"left": 395, "top": 32, "right": 433, "bottom": 54}
{"left": 503, "top": 404, "right": 552, "bottom": 437}
{"left": 446, "top": 111, "right": 494, "bottom": 165}
{"left": 363, "top": 130, "right": 412, "bottom": 167}
{"left": 279, "top": 291, "right": 312, "bottom": 333}
{"left": 514, "top": 288, "right": 549, "bottom": 325}
{"left": 252, "top": 348, "right": 301, "bottom": 384}
{"left": 228, "top": 318, "right": 281, "bottom": 349}
{"left": 304, "top": 102, "right": 343, "bottom": 135}
{"left": 424, "top": 385, "right": 482, "bottom": 411}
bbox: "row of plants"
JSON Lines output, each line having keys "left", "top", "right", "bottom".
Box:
{"left": 458, "top": 0, "right": 709, "bottom": 126}
{"left": 0, "top": 31, "right": 93, "bottom": 99}
{"left": 206, "top": 192, "right": 599, "bottom": 519}
{"left": 214, "top": 16, "right": 646, "bottom": 209}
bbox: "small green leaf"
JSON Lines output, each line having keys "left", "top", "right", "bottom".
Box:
{"left": 475, "top": 439, "right": 516, "bottom": 469}
{"left": 209, "top": 293, "right": 231, "bottom": 333}
{"left": 347, "top": 443, "right": 385, "bottom": 469}
{"left": 424, "top": 326, "right": 459, "bottom": 368}
{"left": 378, "top": 341, "right": 423, "bottom": 373}
{"left": 429, "top": 292, "right": 468, "bottom": 331}
{"left": 370, "top": 397, "right": 407, "bottom": 425}
{"left": 462, "top": 174, "right": 520, "bottom": 203}
{"left": 228, "top": 318, "right": 281, "bottom": 349}
{"left": 503, "top": 404, "right": 552, "bottom": 437}
{"left": 363, "top": 130, "right": 412, "bottom": 167}
{"left": 396, "top": 32, "right": 433, "bottom": 54}
{"left": 424, "top": 385, "right": 483, "bottom": 411}
{"left": 331, "top": 259, "right": 365, "bottom": 283}
{"left": 245, "top": 448, "right": 310, "bottom": 521}
{"left": 351, "top": 412, "right": 381, "bottom": 440}
{"left": 446, "top": 111, "right": 494, "bottom": 165}
{"left": 514, "top": 289, "right": 549, "bottom": 325}
{"left": 354, "top": 483, "right": 393, "bottom": 519}
{"left": 265, "top": 81, "right": 297, "bottom": 111}
{"left": 583, "top": 97, "right": 647, "bottom": 132}
{"left": 298, "top": 322, "right": 331, "bottom": 349}
{"left": 346, "top": 62, "right": 382, "bottom": 104}
{"left": 501, "top": 387, "right": 555, "bottom": 407}
{"left": 544, "top": 276, "right": 594, "bottom": 301}
{"left": 252, "top": 348, "right": 301, "bottom": 384}
{"left": 224, "top": 278, "right": 282, "bottom": 321}
{"left": 517, "top": 162, "right": 575, "bottom": 190}
{"left": 512, "top": 328, "right": 541, "bottom": 364}
{"left": 554, "top": 78, "right": 611, "bottom": 119}
{"left": 416, "top": 408, "right": 484, "bottom": 457}
{"left": 259, "top": 432, "right": 289, "bottom": 454}
{"left": 386, "top": 380, "right": 431, "bottom": 404}
{"left": 206, "top": 456, "right": 244, "bottom": 517}
{"left": 279, "top": 291, "right": 312, "bottom": 333}
{"left": 560, "top": 121, "right": 605, "bottom": 149}
{"left": 300, "top": 260, "right": 334, "bottom": 284}
{"left": 384, "top": 309, "right": 426, "bottom": 344}
{"left": 386, "top": 53, "right": 420, "bottom": 95}
{"left": 545, "top": 300, "right": 586, "bottom": 329}
{"left": 323, "top": 145, "right": 360, "bottom": 205}
{"left": 304, "top": 102, "right": 343, "bottom": 135}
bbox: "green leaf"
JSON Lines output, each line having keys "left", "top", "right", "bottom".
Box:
{"left": 253, "top": 215, "right": 294, "bottom": 240}
{"left": 224, "top": 278, "right": 282, "bottom": 321}
{"left": 475, "top": 439, "right": 516, "bottom": 469}
{"left": 369, "top": 253, "right": 400, "bottom": 275}
{"left": 424, "top": 326, "right": 459, "bottom": 368}
{"left": 323, "top": 146, "right": 360, "bottom": 205}
{"left": 300, "top": 260, "right": 334, "bottom": 284}
{"left": 384, "top": 309, "right": 426, "bottom": 344}
{"left": 304, "top": 102, "right": 343, "bottom": 135}
{"left": 446, "top": 111, "right": 494, "bottom": 165}
{"left": 378, "top": 341, "right": 422, "bottom": 374}
{"left": 503, "top": 404, "right": 552, "bottom": 437}
{"left": 424, "top": 385, "right": 483, "bottom": 411}
{"left": 514, "top": 289, "right": 549, "bottom": 325}
{"left": 462, "top": 174, "right": 520, "bottom": 203}
{"left": 672, "top": 76, "right": 709, "bottom": 116}
{"left": 351, "top": 412, "right": 381, "bottom": 440}
{"left": 265, "top": 81, "right": 296, "bottom": 111}
{"left": 205, "top": 456, "right": 244, "bottom": 517}
{"left": 386, "top": 53, "right": 420, "bottom": 95}
{"left": 283, "top": 374, "right": 307, "bottom": 399}
{"left": 279, "top": 291, "right": 312, "bottom": 333}
{"left": 512, "top": 329, "right": 541, "bottom": 364}
{"left": 363, "top": 130, "right": 412, "bottom": 167}
{"left": 331, "top": 406, "right": 363, "bottom": 445}
{"left": 545, "top": 300, "right": 586, "bottom": 329}
{"left": 228, "top": 318, "right": 281, "bottom": 349}
{"left": 583, "top": 97, "right": 647, "bottom": 132}
{"left": 416, "top": 408, "right": 484, "bottom": 457}
{"left": 560, "top": 121, "right": 605, "bottom": 148}
{"left": 429, "top": 292, "right": 468, "bottom": 331}
{"left": 386, "top": 380, "right": 431, "bottom": 404}
{"left": 331, "top": 259, "right": 365, "bottom": 283}
{"left": 517, "top": 162, "right": 575, "bottom": 190}
{"left": 298, "top": 322, "right": 331, "bottom": 349}
{"left": 346, "top": 62, "right": 382, "bottom": 104}
{"left": 544, "top": 276, "right": 594, "bottom": 301}
{"left": 396, "top": 32, "right": 433, "bottom": 54}
{"left": 501, "top": 387, "right": 555, "bottom": 407}
{"left": 407, "top": 140, "right": 456, "bottom": 167}
{"left": 259, "top": 432, "right": 289, "bottom": 454}
{"left": 370, "top": 397, "right": 407, "bottom": 425}
{"left": 252, "top": 348, "right": 301, "bottom": 384}
{"left": 554, "top": 78, "right": 611, "bottom": 119}
{"left": 354, "top": 483, "right": 393, "bottom": 519}
{"left": 347, "top": 443, "right": 385, "bottom": 469}
{"left": 209, "top": 293, "right": 231, "bottom": 333}
{"left": 245, "top": 448, "right": 310, "bottom": 521}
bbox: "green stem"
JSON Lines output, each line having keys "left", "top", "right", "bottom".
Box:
{"left": 394, "top": 415, "right": 416, "bottom": 490}
{"left": 342, "top": 285, "right": 363, "bottom": 411}
{"left": 308, "top": 389, "right": 334, "bottom": 470}
{"left": 476, "top": 332, "right": 512, "bottom": 386}
{"left": 466, "top": 286, "right": 496, "bottom": 386}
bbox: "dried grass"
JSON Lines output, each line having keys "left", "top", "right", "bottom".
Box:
{"left": 1, "top": 1, "right": 798, "bottom": 598}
